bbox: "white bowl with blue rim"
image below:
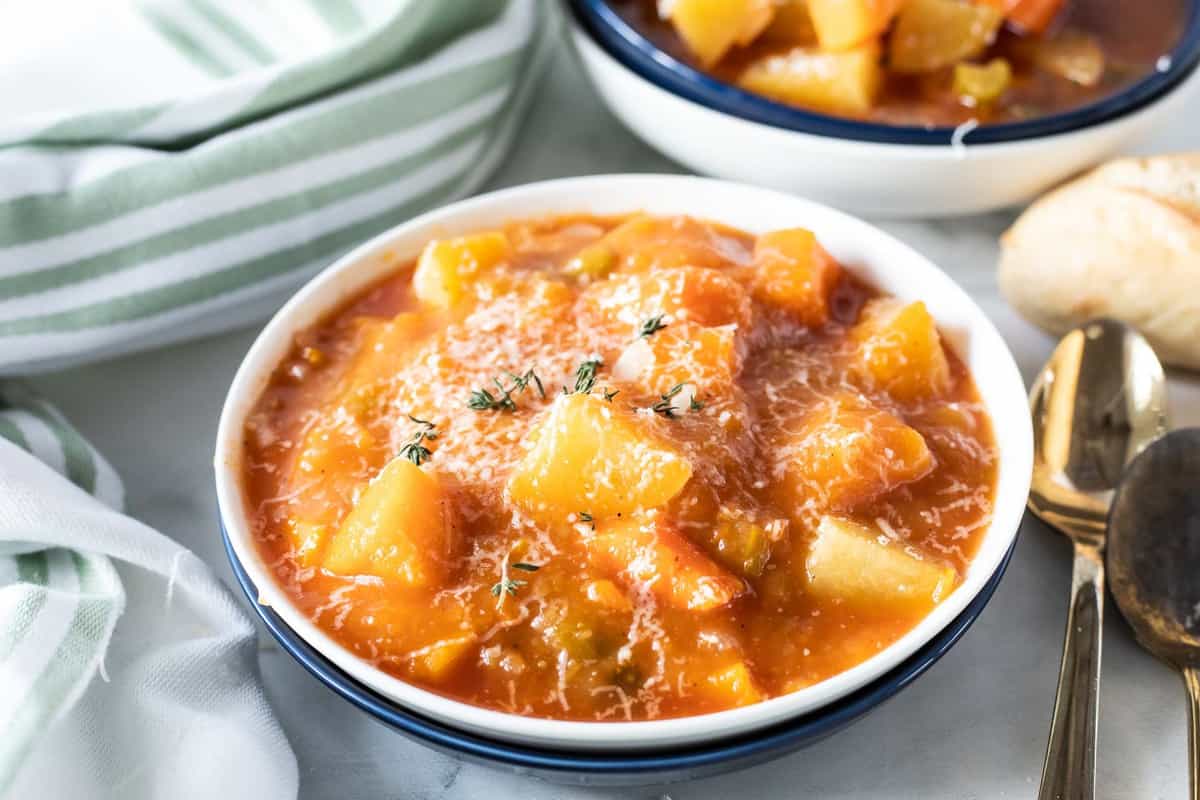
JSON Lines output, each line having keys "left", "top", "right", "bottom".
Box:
{"left": 566, "top": 0, "right": 1200, "bottom": 218}
{"left": 214, "top": 174, "right": 1032, "bottom": 782}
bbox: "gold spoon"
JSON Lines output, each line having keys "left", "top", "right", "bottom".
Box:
{"left": 1029, "top": 318, "right": 1168, "bottom": 800}
{"left": 1107, "top": 428, "right": 1200, "bottom": 800}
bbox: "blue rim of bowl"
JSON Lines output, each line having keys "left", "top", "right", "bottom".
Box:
{"left": 222, "top": 517, "right": 1018, "bottom": 776}
{"left": 568, "top": 0, "right": 1200, "bottom": 146}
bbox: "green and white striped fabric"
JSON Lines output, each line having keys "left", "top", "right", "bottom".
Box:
{"left": 0, "top": 380, "right": 299, "bottom": 797}
{"left": 0, "top": 0, "right": 556, "bottom": 373}
{"left": 0, "top": 385, "right": 124, "bottom": 791}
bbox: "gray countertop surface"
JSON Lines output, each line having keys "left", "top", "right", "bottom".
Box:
{"left": 29, "top": 42, "right": 1200, "bottom": 800}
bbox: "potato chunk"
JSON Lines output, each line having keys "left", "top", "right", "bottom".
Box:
{"left": 752, "top": 228, "right": 841, "bottom": 327}
{"left": 807, "top": 0, "right": 903, "bottom": 50}
{"left": 738, "top": 44, "right": 882, "bottom": 117}
{"left": 506, "top": 394, "right": 693, "bottom": 518}
{"left": 889, "top": 0, "right": 1004, "bottom": 74}
{"left": 849, "top": 299, "right": 952, "bottom": 402}
{"left": 778, "top": 393, "right": 934, "bottom": 512}
{"left": 667, "top": 0, "right": 776, "bottom": 66}
{"left": 761, "top": 0, "right": 818, "bottom": 45}
{"left": 583, "top": 266, "right": 752, "bottom": 331}
{"left": 412, "top": 232, "right": 511, "bottom": 308}
{"left": 586, "top": 515, "right": 745, "bottom": 611}
{"left": 806, "top": 516, "right": 958, "bottom": 614}
{"left": 323, "top": 457, "right": 455, "bottom": 587}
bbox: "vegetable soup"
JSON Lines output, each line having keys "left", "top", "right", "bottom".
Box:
{"left": 610, "top": 0, "right": 1186, "bottom": 125}
{"left": 241, "top": 214, "right": 998, "bottom": 721}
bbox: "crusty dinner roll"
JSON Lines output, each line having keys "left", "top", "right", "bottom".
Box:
{"left": 998, "top": 154, "right": 1200, "bottom": 370}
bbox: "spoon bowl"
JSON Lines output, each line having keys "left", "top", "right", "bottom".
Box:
{"left": 1109, "top": 427, "right": 1200, "bottom": 666}
{"left": 1108, "top": 428, "right": 1200, "bottom": 799}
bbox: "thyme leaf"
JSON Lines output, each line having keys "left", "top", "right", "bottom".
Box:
{"left": 637, "top": 314, "right": 669, "bottom": 339}
{"left": 398, "top": 415, "right": 438, "bottom": 465}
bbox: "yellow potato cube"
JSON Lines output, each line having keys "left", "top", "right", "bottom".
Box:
{"left": 586, "top": 515, "right": 745, "bottom": 611}
{"left": 323, "top": 457, "right": 456, "bottom": 587}
{"left": 738, "top": 44, "right": 882, "bottom": 117}
{"left": 889, "top": 0, "right": 1004, "bottom": 74}
{"left": 806, "top": 516, "right": 958, "bottom": 614}
{"left": 850, "top": 299, "right": 952, "bottom": 402}
{"left": 808, "top": 0, "right": 903, "bottom": 50}
{"left": 506, "top": 393, "right": 693, "bottom": 518}
{"left": 752, "top": 228, "right": 841, "bottom": 327}
{"left": 412, "top": 232, "right": 511, "bottom": 308}
{"left": 667, "top": 0, "right": 776, "bottom": 66}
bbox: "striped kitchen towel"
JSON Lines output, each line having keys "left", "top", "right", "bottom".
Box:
{"left": 0, "top": 382, "right": 298, "bottom": 798}
{"left": 0, "top": 0, "right": 557, "bottom": 374}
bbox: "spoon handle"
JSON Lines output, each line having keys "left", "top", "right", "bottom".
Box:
{"left": 1186, "top": 667, "right": 1200, "bottom": 800}
{"left": 1039, "top": 544, "right": 1103, "bottom": 800}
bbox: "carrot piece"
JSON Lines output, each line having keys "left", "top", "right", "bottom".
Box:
{"left": 585, "top": 516, "right": 745, "bottom": 611}
{"left": 979, "top": 0, "right": 1065, "bottom": 34}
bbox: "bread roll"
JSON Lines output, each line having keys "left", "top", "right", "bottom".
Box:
{"left": 998, "top": 154, "right": 1200, "bottom": 370}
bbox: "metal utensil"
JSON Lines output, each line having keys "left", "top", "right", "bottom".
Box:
{"left": 1028, "top": 318, "right": 1168, "bottom": 800}
{"left": 1107, "top": 428, "right": 1200, "bottom": 800}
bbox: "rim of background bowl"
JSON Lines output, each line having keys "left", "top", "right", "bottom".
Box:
{"left": 568, "top": 0, "right": 1200, "bottom": 146}
{"left": 223, "top": 522, "right": 1017, "bottom": 777}
{"left": 213, "top": 174, "right": 1032, "bottom": 751}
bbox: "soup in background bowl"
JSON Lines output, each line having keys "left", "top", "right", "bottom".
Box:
{"left": 215, "top": 175, "right": 1032, "bottom": 750}
{"left": 612, "top": 0, "right": 1186, "bottom": 126}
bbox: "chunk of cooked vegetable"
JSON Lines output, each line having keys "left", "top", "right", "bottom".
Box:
{"left": 564, "top": 243, "right": 616, "bottom": 279}
{"left": 412, "top": 232, "right": 511, "bottom": 308}
{"left": 953, "top": 58, "right": 1013, "bottom": 105}
{"left": 738, "top": 43, "right": 882, "bottom": 116}
{"left": 849, "top": 299, "right": 952, "bottom": 402}
{"left": 701, "top": 508, "right": 787, "bottom": 577}
{"left": 1015, "top": 30, "right": 1106, "bottom": 87}
{"left": 666, "top": 0, "right": 776, "bottom": 66}
{"left": 805, "top": 516, "right": 958, "bottom": 613}
{"left": 807, "top": 0, "right": 904, "bottom": 50}
{"left": 889, "top": 0, "right": 1004, "bottom": 74}
{"left": 584, "top": 265, "right": 752, "bottom": 330}
{"left": 406, "top": 634, "right": 477, "bottom": 682}
{"left": 598, "top": 214, "right": 751, "bottom": 272}
{"left": 586, "top": 515, "right": 745, "bottom": 610}
{"left": 507, "top": 393, "right": 693, "bottom": 518}
{"left": 613, "top": 321, "right": 741, "bottom": 396}
{"left": 322, "top": 457, "right": 456, "bottom": 586}
{"left": 700, "top": 661, "right": 766, "bottom": 706}
{"left": 778, "top": 393, "right": 935, "bottom": 512}
{"left": 980, "top": 0, "right": 1064, "bottom": 34}
{"left": 751, "top": 228, "right": 842, "bottom": 326}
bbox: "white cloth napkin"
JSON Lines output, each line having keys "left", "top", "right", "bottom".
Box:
{"left": 0, "top": 385, "right": 297, "bottom": 799}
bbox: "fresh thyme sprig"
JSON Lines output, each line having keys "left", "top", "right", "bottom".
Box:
{"left": 637, "top": 314, "right": 669, "bottom": 339}
{"left": 602, "top": 388, "right": 619, "bottom": 402}
{"left": 398, "top": 415, "right": 438, "bottom": 465}
{"left": 467, "top": 367, "right": 545, "bottom": 412}
{"left": 491, "top": 562, "right": 540, "bottom": 601}
{"left": 689, "top": 395, "right": 705, "bottom": 412}
{"left": 565, "top": 358, "right": 602, "bottom": 395}
{"left": 650, "top": 384, "right": 687, "bottom": 418}
{"left": 578, "top": 511, "right": 595, "bottom": 531}
{"left": 491, "top": 577, "right": 527, "bottom": 597}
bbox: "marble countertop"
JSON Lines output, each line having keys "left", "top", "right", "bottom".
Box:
{"left": 29, "top": 42, "right": 1200, "bottom": 800}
